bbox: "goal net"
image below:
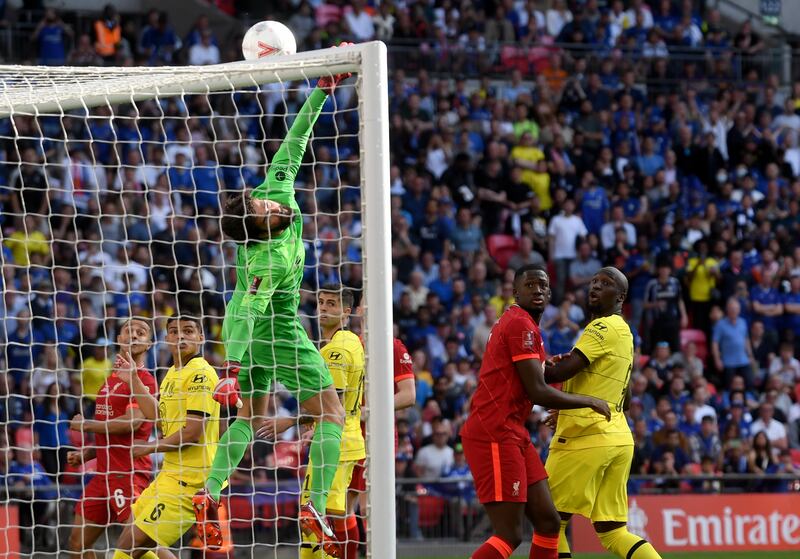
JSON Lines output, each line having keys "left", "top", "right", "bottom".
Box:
{"left": 0, "top": 42, "right": 393, "bottom": 559}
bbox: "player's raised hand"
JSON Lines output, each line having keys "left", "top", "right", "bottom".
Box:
{"left": 213, "top": 361, "right": 243, "bottom": 408}
{"left": 588, "top": 398, "right": 612, "bottom": 421}
{"left": 69, "top": 414, "right": 85, "bottom": 432}
{"left": 114, "top": 351, "right": 137, "bottom": 384}
{"left": 317, "top": 42, "right": 353, "bottom": 95}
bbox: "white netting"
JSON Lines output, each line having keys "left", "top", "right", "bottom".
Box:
{"left": 0, "top": 45, "right": 386, "bottom": 559}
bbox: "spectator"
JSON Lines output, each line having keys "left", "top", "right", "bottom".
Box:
{"left": 685, "top": 238, "right": 721, "bottom": 333}
{"left": 32, "top": 8, "right": 73, "bottom": 66}
{"left": 568, "top": 240, "right": 601, "bottom": 301}
{"left": 751, "top": 271, "right": 783, "bottom": 344}
{"left": 712, "top": 298, "right": 757, "bottom": 389}
{"left": 79, "top": 338, "right": 112, "bottom": 402}
{"left": 690, "top": 416, "right": 722, "bottom": 464}
{"left": 547, "top": 198, "right": 587, "bottom": 303}
{"left": 93, "top": 4, "right": 121, "bottom": 63}
{"left": 643, "top": 258, "right": 688, "bottom": 352}
{"left": 188, "top": 30, "right": 220, "bottom": 66}
{"left": 138, "top": 10, "right": 181, "bottom": 65}
{"left": 414, "top": 419, "right": 454, "bottom": 478}
{"left": 68, "top": 33, "right": 103, "bottom": 66}
{"left": 344, "top": 0, "right": 375, "bottom": 42}
{"left": 768, "top": 342, "right": 800, "bottom": 386}
{"left": 751, "top": 403, "right": 788, "bottom": 451}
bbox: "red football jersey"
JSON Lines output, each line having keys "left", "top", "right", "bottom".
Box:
{"left": 93, "top": 369, "right": 157, "bottom": 476}
{"left": 393, "top": 338, "right": 415, "bottom": 387}
{"left": 461, "top": 305, "right": 545, "bottom": 445}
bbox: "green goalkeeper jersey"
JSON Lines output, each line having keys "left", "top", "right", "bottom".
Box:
{"left": 224, "top": 87, "right": 328, "bottom": 363}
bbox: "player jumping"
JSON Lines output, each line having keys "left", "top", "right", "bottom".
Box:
{"left": 258, "top": 284, "right": 364, "bottom": 558}
{"left": 110, "top": 316, "right": 221, "bottom": 559}
{"left": 544, "top": 268, "right": 662, "bottom": 559}
{"left": 67, "top": 318, "right": 158, "bottom": 559}
{"left": 192, "top": 63, "right": 352, "bottom": 556}
{"left": 460, "top": 264, "right": 611, "bottom": 559}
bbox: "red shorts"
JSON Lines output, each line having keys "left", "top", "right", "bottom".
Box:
{"left": 348, "top": 458, "right": 366, "bottom": 493}
{"left": 462, "top": 437, "right": 547, "bottom": 504}
{"left": 75, "top": 473, "right": 150, "bottom": 525}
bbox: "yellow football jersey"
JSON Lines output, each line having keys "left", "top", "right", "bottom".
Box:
{"left": 321, "top": 330, "right": 366, "bottom": 461}
{"left": 551, "top": 314, "right": 635, "bottom": 450}
{"left": 158, "top": 356, "right": 221, "bottom": 485}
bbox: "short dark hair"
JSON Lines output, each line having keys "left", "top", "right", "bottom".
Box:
{"left": 166, "top": 316, "right": 203, "bottom": 330}
{"left": 514, "top": 264, "right": 547, "bottom": 284}
{"left": 320, "top": 284, "right": 354, "bottom": 309}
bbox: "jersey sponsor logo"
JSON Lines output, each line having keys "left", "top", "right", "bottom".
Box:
{"left": 272, "top": 164, "right": 288, "bottom": 181}
{"left": 594, "top": 322, "right": 607, "bottom": 331}
{"left": 328, "top": 351, "right": 342, "bottom": 360}
{"left": 192, "top": 374, "right": 207, "bottom": 384}
{"left": 188, "top": 383, "right": 211, "bottom": 393}
{"left": 512, "top": 480, "right": 520, "bottom": 497}
{"left": 522, "top": 331, "right": 534, "bottom": 349}
{"left": 401, "top": 352, "right": 411, "bottom": 363}
{"left": 586, "top": 326, "right": 605, "bottom": 341}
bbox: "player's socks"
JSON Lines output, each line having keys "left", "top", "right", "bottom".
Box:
{"left": 344, "top": 514, "right": 360, "bottom": 558}
{"left": 530, "top": 533, "right": 559, "bottom": 558}
{"left": 471, "top": 535, "right": 514, "bottom": 559}
{"left": 308, "top": 421, "right": 343, "bottom": 512}
{"left": 597, "top": 526, "right": 662, "bottom": 559}
{"left": 207, "top": 419, "right": 253, "bottom": 500}
{"left": 557, "top": 520, "right": 572, "bottom": 558}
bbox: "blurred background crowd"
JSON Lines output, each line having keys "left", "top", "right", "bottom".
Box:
{"left": 1, "top": 0, "right": 800, "bottom": 548}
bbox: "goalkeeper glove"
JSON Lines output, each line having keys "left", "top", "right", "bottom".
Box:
{"left": 317, "top": 42, "right": 353, "bottom": 95}
{"left": 213, "top": 361, "right": 243, "bottom": 408}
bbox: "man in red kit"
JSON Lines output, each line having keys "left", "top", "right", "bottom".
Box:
{"left": 344, "top": 336, "right": 416, "bottom": 558}
{"left": 461, "top": 264, "right": 610, "bottom": 559}
{"left": 66, "top": 318, "right": 159, "bottom": 559}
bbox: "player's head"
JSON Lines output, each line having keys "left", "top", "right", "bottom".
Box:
{"left": 512, "top": 264, "right": 550, "bottom": 318}
{"left": 116, "top": 318, "right": 153, "bottom": 357}
{"left": 221, "top": 191, "right": 293, "bottom": 241}
{"left": 318, "top": 284, "right": 354, "bottom": 331}
{"left": 165, "top": 316, "right": 205, "bottom": 360}
{"left": 588, "top": 267, "right": 628, "bottom": 315}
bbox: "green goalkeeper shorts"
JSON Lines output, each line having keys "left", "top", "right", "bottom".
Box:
{"left": 236, "top": 316, "right": 333, "bottom": 403}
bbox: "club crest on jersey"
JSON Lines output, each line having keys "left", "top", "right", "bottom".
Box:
{"left": 522, "top": 331, "right": 534, "bottom": 349}
{"left": 512, "top": 480, "right": 520, "bottom": 497}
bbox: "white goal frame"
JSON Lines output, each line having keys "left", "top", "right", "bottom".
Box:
{"left": 0, "top": 41, "right": 394, "bottom": 558}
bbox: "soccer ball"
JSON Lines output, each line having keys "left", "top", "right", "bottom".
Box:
{"left": 241, "top": 21, "right": 297, "bottom": 60}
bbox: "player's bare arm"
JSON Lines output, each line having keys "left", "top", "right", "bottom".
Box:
{"left": 394, "top": 378, "right": 416, "bottom": 410}
{"left": 544, "top": 349, "right": 590, "bottom": 384}
{"left": 69, "top": 406, "right": 145, "bottom": 435}
{"left": 515, "top": 358, "right": 611, "bottom": 420}
{"left": 132, "top": 412, "right": 206, "bottom": 458}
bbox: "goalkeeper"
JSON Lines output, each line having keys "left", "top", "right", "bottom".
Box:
{"left": 192, "top": 65, "right": 351, "bottom": 553}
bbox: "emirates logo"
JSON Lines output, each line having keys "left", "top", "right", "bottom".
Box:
{"left": 258, "top": 41, "right": 278, "bottom": 58}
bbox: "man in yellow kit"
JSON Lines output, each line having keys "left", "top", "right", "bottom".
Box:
{"left": 110, "top": 316, "right": 222, "bottom": 559}
{"left": 544, "top": 268, "right": 662, "bottom": 559}
{"left": 259, "top": 284, "right": 365, "bottom": 558}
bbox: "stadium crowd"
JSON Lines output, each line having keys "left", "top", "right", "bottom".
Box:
{"left": 1, "top": 0, "right": 800, "bottom": 547}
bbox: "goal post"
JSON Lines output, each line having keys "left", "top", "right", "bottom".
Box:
{"left": 0, "top": 40, "right": 394, "bottom": 558}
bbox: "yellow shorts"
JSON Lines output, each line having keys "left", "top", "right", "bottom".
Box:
{"left": 131, "top": 472, "right": 202, "bottom": 547}
{"left": 545, "top": 445, "right": 633, "bottom": 523}
{"left": 301, "top": 460, "right": 357, "bottom": 514}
